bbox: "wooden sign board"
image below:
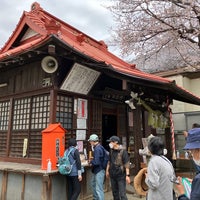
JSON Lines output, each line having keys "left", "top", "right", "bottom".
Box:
{"left": 60, "top": 63, "right": 100, "bottom": 95}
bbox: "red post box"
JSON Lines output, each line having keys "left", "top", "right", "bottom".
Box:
{"left": 41, "top": 123, "right": 66, "bottom": 170}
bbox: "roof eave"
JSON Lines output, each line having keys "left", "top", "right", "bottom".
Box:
{"left": 51, "top": 36, "right": 200, "bottom": 105}
{"left": 0, "top": 35, "right": 50, "bottom": 61}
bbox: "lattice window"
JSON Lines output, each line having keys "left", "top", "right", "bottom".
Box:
{"left": 0, "top": 101, "right": 10, "bottom": 131}
{"left": 13, "top": 98, "right": 31, "bottom": 130}
{"left": 31, "top": 95, "right": 50, "bottom": 129}
{"left": 56, "top": 95, "right": 73, "bottom": 129}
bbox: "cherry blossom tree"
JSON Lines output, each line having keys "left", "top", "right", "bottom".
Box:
{"left": 108, "top": 0, "right": 200, "bottom": 72}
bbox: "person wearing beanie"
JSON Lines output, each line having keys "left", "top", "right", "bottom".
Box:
{"left": 88, "top": 134, "right": 107, "bottom": 200}
{"left": 176, "top": 128, "right": 200, "bottom": 200}
{"left": 106, "top": 135, "right": 130, "bottom": 200}
{"left": 65, "top": 138, "right": 82, "bottom": 200}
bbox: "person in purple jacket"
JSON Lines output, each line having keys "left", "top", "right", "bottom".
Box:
{"left": 176, "top": 128, "right": 200, "bottom": 200}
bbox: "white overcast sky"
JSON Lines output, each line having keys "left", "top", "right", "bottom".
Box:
{"left": 0, "top": 0, "right": 121, "bottom": 57}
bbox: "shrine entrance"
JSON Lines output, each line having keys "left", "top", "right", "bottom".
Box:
{"left": 102, "top": 114, "right": 117, "bottom": 151}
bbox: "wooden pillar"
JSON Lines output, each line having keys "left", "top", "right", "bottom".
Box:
{"left": 6, "top": 98, "right": 14, "bottom": 157}
{"left": 49, "top": 89, "right": 57, "bottom": 124}
{"left": 42, "top": 174, "right": 52, "bottom": 200}
{"left": 1, "top": 171, "right": 8, "bottom": 200}
{"left": 132, "top": 107, "right": 143, "bottom": 174}
{"left": 21, "top": 173, "right": 25, "bottom": 200}
{"left": 165, "top": 127, "right": 172, "bottom": 160}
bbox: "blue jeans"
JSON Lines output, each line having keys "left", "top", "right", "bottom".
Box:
{"left": 91, "top": 169, "right": 105, "bottom": 200}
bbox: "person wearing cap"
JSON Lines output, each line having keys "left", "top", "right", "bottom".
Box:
{"left": 176, "top": 129, "right": 200, "bottom": 200}
{"left": 88, "top": 134, "right": 106, "bottom": 200}
{"left": 106, "top": 135, "right": 130, "bottom": 200}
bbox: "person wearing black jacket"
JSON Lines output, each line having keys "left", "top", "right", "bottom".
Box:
{"left": 176, "top": 128, "right": 200, "bottom": 200}
{"left": 106, "top": 136, "right": 130, "bottom": 200}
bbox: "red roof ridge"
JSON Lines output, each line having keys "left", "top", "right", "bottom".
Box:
{"left": 36, "top": 3, "right": 109, "bottom": 51}
{"left": 0, "top": 2, "right": 109, "bottom": 54}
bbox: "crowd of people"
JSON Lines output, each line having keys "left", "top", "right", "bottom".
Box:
{"left": 62, "top": 134, "right": 130, "bottom": 200}
{"left": 60, "top": 122, "right": 200, "bottom": 200}
{"left": 144, "top": 124, "right": 200, "bottom": 200}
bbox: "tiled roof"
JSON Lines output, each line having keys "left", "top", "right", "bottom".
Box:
{"left": 0, "top": 2, "right": 169, "bottom": 84}
{"left": 0, "top": 2, "right": 200, "bottom": 105}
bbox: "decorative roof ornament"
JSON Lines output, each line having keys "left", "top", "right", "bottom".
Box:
{"left": 45, "top": 19, "right": 61, "bottom": 35}
{"left": 31, "top": 2, "right": 40, "bottom": 11}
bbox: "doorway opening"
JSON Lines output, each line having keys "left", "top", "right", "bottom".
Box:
{"left": 102, "top": 114, "right": 117, "bottom": 151}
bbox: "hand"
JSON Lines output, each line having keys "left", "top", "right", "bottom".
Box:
{"left": 88, "top": 157, "right": 93, "bottom": 162}
{"left": 175, "top": 177, "right": 185, "bottom": 196}
{"left": 187, "top": 178, "right": 193, "bottom": 183}
{"left": 126, "top": 176, "right": 131, "bottom": 184}
{"left": 78, "top": 175, "right": 82, "bottom": 182}
{"left": 106, "top": 170, "right": 110, "bottom": 178}
{"left": 88, "top": 157, "right": 93, "bottom": 164}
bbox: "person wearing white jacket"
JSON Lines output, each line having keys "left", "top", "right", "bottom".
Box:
{"left": 145, "top": 136, "right": 174, "bottom": 200}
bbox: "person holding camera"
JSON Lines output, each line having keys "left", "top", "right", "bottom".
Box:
{"left": 176, "top": 128, "right": 200, "bottom": 200}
